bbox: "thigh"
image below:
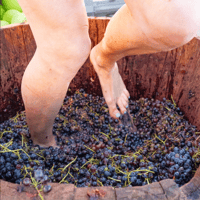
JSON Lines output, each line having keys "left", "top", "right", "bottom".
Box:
{"left": 17, "top": 0, "right": 89, "bottom": 48}
{"left": 100, "top": 4, "right": 170, "bottom": 58}
{"left": 124, "top": 0, "right": 200, "bottom": 47}
{"left": 17, "top": 0, "right": 88, "bottom": 29}
{"left": 101, "top": 0, "right": 199, "bottom": 58}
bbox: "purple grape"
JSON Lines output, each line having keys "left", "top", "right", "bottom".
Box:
{"left": 43, "top": 184, "right": 52, "bottom": 193}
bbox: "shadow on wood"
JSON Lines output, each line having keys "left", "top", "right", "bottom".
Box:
{"left": 0, "top": 18, "right": 200, "bottom": 131}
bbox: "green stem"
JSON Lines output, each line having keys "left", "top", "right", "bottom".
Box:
{"left": 62, "top": 157, "right": 77, "bottom": 172}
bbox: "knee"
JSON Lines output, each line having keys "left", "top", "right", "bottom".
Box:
{"left": 38, "top": 35, "right": 91, "bottom": 69}
{"left": 69, "top": 37, "right": 91, "bottom": 64}
{"left": 196, "top": 30, "right": 200, "bottom": 40}
{"left": 61, "top": 36, "right": 91, "bottom": 66}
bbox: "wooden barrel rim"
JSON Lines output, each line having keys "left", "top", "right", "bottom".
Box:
{"left": 0, "top": 18, "right": 200, "bottom": 199}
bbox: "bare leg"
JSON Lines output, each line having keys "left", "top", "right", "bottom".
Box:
{"left": 19, "top": 0, "right": 91, "bottom": 147}
{"left": 90, "top": 0, "right": 199, "bottom": 119}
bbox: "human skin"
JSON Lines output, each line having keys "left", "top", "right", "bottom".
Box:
{"left": 90, "top": 0, "right": 200, "bottom": 119}
{"left": 18, "top": 0, "right": 91, "bottom": 147}
{"left": 17, "top": 0, "right": 199, "bottom": 147}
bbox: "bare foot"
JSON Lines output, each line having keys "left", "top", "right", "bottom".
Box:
{"left": 31, "top": 132, "right": 58, "bottom": 148}
{"left": 90, "top": 45, "right": 130, "bottom": 119}
{"left": 33, "top": 141, "right": 58, "bottom": 148}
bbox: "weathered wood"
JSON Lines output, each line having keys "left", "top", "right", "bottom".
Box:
{"left": 0, "top": 22, "right": 36, "bottom": 122}
{"left": 74, "top": 186, "right": 116, "bottom": 200}
{"left": 116, "top": 182, "right": 168, "bottom": 200}
{"left": 0, "top": 18, "right": 200, "bottom": 132}
{"left": 117, "top": 39, "right": 200, "bottom": 129}
{"left": 180, "top": 166, "right": 200, "bottom": 200}
{"left": 0, "top": 180, "right": 75, "bottom": 200}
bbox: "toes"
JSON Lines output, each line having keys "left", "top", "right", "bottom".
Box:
{"left": 121, "top": 93, "right": 129, "bottom": 107}
{"left": 107, "top": 98, "right": 121, "bottom": 119}
{"left": 117, "top": 98, "right": 127, "bottom": 115}
{"left": 123, "top": 88, "right": 130, "bottom": 99}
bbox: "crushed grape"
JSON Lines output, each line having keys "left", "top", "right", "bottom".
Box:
{"left": 0, "top": 89, "right": 199, "bottom": 189}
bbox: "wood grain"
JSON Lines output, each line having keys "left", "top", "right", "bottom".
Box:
{"left": 0, "top": 17, "right": 200, "bottom": 200}
{"left": 0, "top": 18, "right": 200, "bottom": 131}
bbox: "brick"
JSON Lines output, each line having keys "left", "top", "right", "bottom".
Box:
{"left": 74, "top": 186, "right": 116, "bottom": 200}
{"left": 159, "top": 179, "right": 181, "bottom": 200}
{"left": 0, "top": 180, "right": 75, "bottom": 200}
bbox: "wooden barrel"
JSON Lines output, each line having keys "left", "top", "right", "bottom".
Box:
{"left": 0, "top": 18, "right": 200, "bottom": 200}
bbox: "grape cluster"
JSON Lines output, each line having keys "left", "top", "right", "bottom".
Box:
{"left": 0, "top": 89, "right": 199, "bottom": 189}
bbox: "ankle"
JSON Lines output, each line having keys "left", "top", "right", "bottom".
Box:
{"left": 32, "top": 135, "right": 56, "bottom": 147}
{"left": 92, "top": 47, "right": 114, "bottom": 72}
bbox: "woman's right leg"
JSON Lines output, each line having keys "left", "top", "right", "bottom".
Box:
{"left": 18, "top": 0, "right": 91, "bottom": 147}
{"left": 90, "top": 0, "right": 199, "bottom": 119}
